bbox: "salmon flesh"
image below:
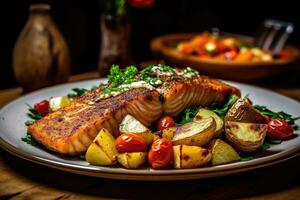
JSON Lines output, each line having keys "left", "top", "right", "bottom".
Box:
{"left": 28, "top": 70, "right": 240, "bottom": 155}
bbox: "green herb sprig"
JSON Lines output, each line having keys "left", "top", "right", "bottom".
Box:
{"left": 210, "top": 94, "right": 239, "bottom": 119}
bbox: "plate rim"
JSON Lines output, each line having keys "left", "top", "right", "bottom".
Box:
{"left": 1, "top": 79, "right": 300, "bottom": 180}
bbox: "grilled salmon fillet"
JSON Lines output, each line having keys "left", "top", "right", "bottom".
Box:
{"left": 28, "top": 70, "right": 240, "bottom": 155}
{"left": 159, "top": 76, "right": 240, "bottom": 116}
{"left": 28, "top": 89, "right": 162, "bottom": 155}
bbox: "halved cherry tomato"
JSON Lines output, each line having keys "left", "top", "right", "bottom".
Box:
{"left": 267, "top": 118, "right": 294, "bottom": 140}
{"left": 34, "top": 100, "right": 49, "bottom": 116}
{"left": 148, "top": 138, "right": 173, "bottom": 169}
{"left": 115, "top": 133, "right": 147, "bottom": 153}
{"left": 157, "top": 116, "right": 175, "bottom": 131}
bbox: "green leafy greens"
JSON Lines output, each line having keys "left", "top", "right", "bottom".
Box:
{"left": 67, "top": 88, "right": 89, "bottom": 98}
{"left": 180, "top": 107, "right": 199, "bottom": 125}
{"left": 210, "top": 94, "right": 239, "bottom": 119}
{"left": 254, "top": 105, "right": 300, "bottom": 125}
{"left": 22, "top": 133, "right": 36, "bottom": 145}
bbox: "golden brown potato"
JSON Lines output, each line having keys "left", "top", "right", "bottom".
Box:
{"left": 173, "top": 145, "right": 212, "bottom": 169}
{"left": 172, "top": 118, "right": 216, "bottom": 147}
{"left": 225, "top": 121, "right": 267, "bottom": 152}
{"left": 86, "top": 128, "right": 118, "bottom": 165}
{"left": 194, "top": 108, "right": 224, "bottom": 138}
{"left": 117, "top": 152, "right": 147, "bottom": 169}
{"left": 225, "top": 98, "right": 264, "bottom": 123}
{"left": 119, "top": 114, "right": 153, "bottom": 145}
{"left": 208, "top": 139, "right": 240, "bottom": 165}
{"left": 162, "top": 127, "right": 177, "bottom": 140}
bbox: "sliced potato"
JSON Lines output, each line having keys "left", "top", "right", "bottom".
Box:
{"left": 208, "top": 139, "right": 240, "bottom": 165}
{"left": 194, "top": 108, "right": 224, "bottom": 138}
{"left": 162, "top": 127, "right": 177, "bottom": 140}
{"left": 225, "top": 98, "right": 264, "bottom": 123}
{"left": 117, "top": 152, "right": 147, "bottom": 169}
{"left": 49, "top": 96, "right": 71, "bottom": 112}
{"left": 172, "top": 117, "right": 216, "bottom": 147}
{"left": 225, "top": 121, "right": 267, "bottom": 152}
{"left": 173, "top": 145, "right": 212, "bottom": 169}
{"left": 119, "top": 115, "right": 153, "bottom": 145}
{"left": 86, "top": 128, "right": 118, "bottom": 165}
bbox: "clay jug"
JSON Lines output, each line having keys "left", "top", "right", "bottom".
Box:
{"left": 13, "top": 4, "right": 70, "bottom": 92}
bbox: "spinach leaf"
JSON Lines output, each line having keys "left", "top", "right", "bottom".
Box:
{"left": 239, "top": 152, "right": 253, "bottom": 161}
{"left": 67, "top": 88, "right": 89, "bottom": 98}
{"left": 254, "top": 105, "right": 300, "bottom": 125}
{"left": 22, "top": 133, "right": 36, "bottom": 145}
{"left": 180, "top": 107, "right": 199, "bottom": 125}
{"left": 210, "top": 94, "right": 239, "bottom": 119}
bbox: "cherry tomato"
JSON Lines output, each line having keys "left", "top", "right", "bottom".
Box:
{"left": 34, "top": 100, "right": 49, "bottom": 116}
{"left": 157, "top": 116, "right": 175, "bottom": 131}
{"left": 115, "top": 133, "right": 147, "bottom": 153}
{"left": 267, "top": 118, "right": 294, "bottom": 140}
{"left": 264, "top": 115, "right": 271, "bottom": 124}
{"left": 148, "top": 138, "right": 173, "bottom": 169}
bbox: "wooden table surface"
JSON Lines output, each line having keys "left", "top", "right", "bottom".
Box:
{"left": 1, "top": 71, "right": 300, "bottom": 200}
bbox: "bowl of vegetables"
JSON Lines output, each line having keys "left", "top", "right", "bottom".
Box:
{"left": 150, "top": 32, "right": 300, "bottom": 82}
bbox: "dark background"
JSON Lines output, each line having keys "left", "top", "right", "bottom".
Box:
{"left": 0, "top": 0, "right": 299, "bottom": 89}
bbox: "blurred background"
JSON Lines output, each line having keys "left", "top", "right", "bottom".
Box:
{"left": 1, "top": 0, "right": 299, "bottom": 90}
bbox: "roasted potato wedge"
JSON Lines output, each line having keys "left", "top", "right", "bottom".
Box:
{"left": 194, "top": 108, "right": 224, "bottom": 138}
{"left": 117, "top": 152, "right": 147, "bottom": 169}
{"left": 119, "top": 114, "right": 153, "bottom": 145}
{"left": 86, "top": 128, "right": 118, "bottom": 165}
{"left": 208, "top": 139, "right": 240, "bottom": 165}
{"left": 162, "top": 127, "right": 177, "bottom": 140}
{"left": 225, "top": 121, "right": 267, "bottom": 152}
{"left": 173, "top": 145, "right": 212, "bottom": 169}
{"left": 49, "top": 96, "right": 71, "bottom": 112}
{"left": 172, "top": 117, "right": 216, "bottom": 146}
{"left": 225, "top": 98, "right": 264, "bottom": 123}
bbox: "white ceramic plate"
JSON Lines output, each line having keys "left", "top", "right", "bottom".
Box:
{"left": 0, "top": 79, "right": 299, "bottom": 180}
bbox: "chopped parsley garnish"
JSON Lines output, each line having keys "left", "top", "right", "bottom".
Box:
{"left": 210, "top": 94, "right": 239, "bottom": 119}
{"left": 254, "top": 105, "right": 300, "bottom": 125}
{"left": 108, "top": 65, "right": 138, "bottom": 87}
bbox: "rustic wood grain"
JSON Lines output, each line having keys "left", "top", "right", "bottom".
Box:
{"left": 0, "top": 71, "right": 300, "bottom": 199}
